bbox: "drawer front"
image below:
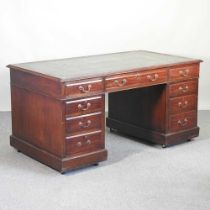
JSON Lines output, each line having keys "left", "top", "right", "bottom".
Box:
{"left": 169, "top": 80, "right": 198, "bottom": 97}
{"left": 169, "top": 64, "right": 199, "bottom": 82}
{"left": 105, "top": 69, "right": 167, "bottom": 92}
{"left": 169, "top": 111, "right": 197, "bottom": 132}
{"left": 105, "top": 72, "right": 141, "bottom": 92}
{"left": 138, "top": 69, "right": 167, "bottom": 84}
{"left": 64, "top": 78, "right": 104, "bottom": 98}
{"left": 169, "top": 95, "right": 197, "bottom": 115}
{"left": 65, "top": 131, "right": 104, "bottom": 156}
{"left": 66, "top": 112, "right": 103, "bottom": 134}
{"left": 65, "top": 95, "right": 104, "bottom": 117}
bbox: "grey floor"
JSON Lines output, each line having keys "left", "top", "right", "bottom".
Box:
{"left": 0, "top": 111, "right": 210, "bottom": 210}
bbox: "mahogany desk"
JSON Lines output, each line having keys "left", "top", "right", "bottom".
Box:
{"left": 8, "top": 50, "right": 202, "bottom": 173}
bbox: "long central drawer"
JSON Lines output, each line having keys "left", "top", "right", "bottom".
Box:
{"left": 105, "top": 69, "right": 167, "bottom": 92}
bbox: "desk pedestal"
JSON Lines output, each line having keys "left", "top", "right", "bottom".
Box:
{"left": 107, "top": 83, "right": 199, "bottom": 147}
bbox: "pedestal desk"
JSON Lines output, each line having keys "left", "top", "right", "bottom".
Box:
{"left": 8, "top": 50, "right": 202, "bottom": 173}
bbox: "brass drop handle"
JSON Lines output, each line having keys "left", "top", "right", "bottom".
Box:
{"left": 178, "top": 100, "right": 188, "bottom": 108}
{"left": 136, "top": 73, "right": 141, "bottom": 80}
{"left": 78, "top": 120, "right": 91, "bottom": 128}
{"left": 83, "top": 136, "right": 91, "bottom": 145}
{"left": 179, "top": 69, "right": 189, "bottom": 77}
{"left": 86, "top": 139, "right": 91, "bottom": 145}
{"left": 147, "top": 73, "right": 159, "bottom": 82}
{"left": 114, "top": 79, "right": 127, "bottom": 86}
{"left": 77, "top": 141, "right": 82, "bottom": 147}
{"left": 78, "top": 102, "right": 91, "bottom": 111}
{"left": 177, "top": 118, "right": 188, "bottom": 126}
{"left": 179, "top": 85, "right": 189, "bottom": 93}
{"left": 78, "top": 84, "right": 92, "bottom": 93}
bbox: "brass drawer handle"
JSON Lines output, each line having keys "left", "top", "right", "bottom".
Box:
{"left": 77, "top": 141, "right": 82, "bottom": 147}
{"left": 147, "top": 73, "right": 159, "bottom": 82}
{"left": 178, "top": 100, "right": 188, "bottom": 108}
{"left": 78, "top": 102, "right": 91, "bottom": 111}
{"left": 179, "top": 69, "right": 189, "bottom": 77}
{"left": 78, "top": 84, "right": 92, "bottom": 93}
{"left": 177, "top": 118, "right": 188, "bottom": 126}
{"left": 114, "top": 79, "right": 127, "bottom": 87}
{"left": 77, "top": 138, "right": 91, "bottom": 147}
{"left": 179, "top": 85, "right": 189, "bottom": 93}
{"left": 86, "top": 139, "right": 91, "bottom": 145}
{"left": 84, "top": 136, "right": 91, "bottom": 145}
{"left": 78, "top": 120, "right": 91, "bottom": 128}
{"left": 136, "top": 73, "right": 141, "bottom": 80}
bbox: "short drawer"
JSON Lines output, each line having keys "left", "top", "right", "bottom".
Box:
{"left": 105, "top": 69, "right": 167, "bottom": 92}
{"left": 169, "top": 64, "right": 199, "bottom": 82}
{"left": 169, "top": 80, "right": 198, "bottom": 97}
{"left": 64, "top": 78, "right": 104, "bottom": 98}
{"left": 169, "top": 95, "right": 197, "bottom": 115}
{"left": 66, "top": 112, "right": 103, "bottom": 134}
{"left": 169, "top": 111, "right": 197, "bottom": 132}
{"left": 138, "top": 69, "right": 167, "bottom": 85}
{"left": 65, "top": 95, "right": 104, "bottom": 117}
{"left": 65, "top": 131, "right": 104, "bottom": 156}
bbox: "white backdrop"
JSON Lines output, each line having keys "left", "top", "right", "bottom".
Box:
{"left": 0, "top": 0, "right": 210, "bottom": 111}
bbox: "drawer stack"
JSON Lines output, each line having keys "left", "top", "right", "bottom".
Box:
{"left": 64, "top": 79, "right": 105, "bottom": 158}
{"left": 168, "top": 64, "right": 199, "bottom": 133}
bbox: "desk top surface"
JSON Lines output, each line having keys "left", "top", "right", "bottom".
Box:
{"left": 9, "top": 50, "right": 200, "bottom": 81}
